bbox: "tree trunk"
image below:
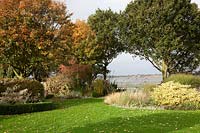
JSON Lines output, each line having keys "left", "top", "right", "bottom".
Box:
{"left": 161, "top": 60, "right": 168, "bottom": 81}
{"left": 103, "top": 63, "right": 108, "bottom": 80}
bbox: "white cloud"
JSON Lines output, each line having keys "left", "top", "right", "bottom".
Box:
{"left": 191, "top": 0, "right": 200, "bottom": 7}
{"left": 65, "top": 0, "right": 132, "bottom": 21}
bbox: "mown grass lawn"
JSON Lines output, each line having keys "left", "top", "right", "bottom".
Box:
{"left": 0, "top": 98, "right": 200, "bottom": 133}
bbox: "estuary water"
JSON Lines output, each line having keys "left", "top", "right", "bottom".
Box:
{"left": 108, "top": 74, "right": 162, "bottom": 89}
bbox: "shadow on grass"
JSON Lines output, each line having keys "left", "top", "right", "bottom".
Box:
{"left": 0, "top": 98, "right": 102, "bottom": 118}
{"left": 53, "top": 98, "right": 103, "bottom": 109}
{"left": 68, "top": 111, "right": 200, "bottom": 133}
{"left": 0, "top": 116, "right": 7, "bottom": 121}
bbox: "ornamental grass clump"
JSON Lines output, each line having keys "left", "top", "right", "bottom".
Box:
{"left": 104, "top": 90, "right": 150, "bottom": 107}
{"left": 164, "top": 74, "right": 200, "bottom": 89}
{"left": 151, "top": 81, "right": 200, "bottom": 110}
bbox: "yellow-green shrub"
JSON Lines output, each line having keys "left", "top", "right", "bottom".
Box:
{"left": 151, "top": 81, "right": 200, "bottom": 110}
{"left": 92, "top": 79, "right": 117, "bottom": 97}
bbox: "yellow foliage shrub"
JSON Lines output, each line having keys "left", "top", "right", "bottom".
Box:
{"left": 151, "top": 81, "right": 200, "bottom": 110}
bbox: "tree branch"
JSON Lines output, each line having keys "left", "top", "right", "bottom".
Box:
{"left": 145, "top": 57, "right": 161, "bottom": 72}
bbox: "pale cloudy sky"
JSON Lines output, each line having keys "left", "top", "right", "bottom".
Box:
{"left": 63, "top": 0, "right": 200, "bottom": 75}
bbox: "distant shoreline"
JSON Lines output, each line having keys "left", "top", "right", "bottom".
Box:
{"left": 108, "top": 74, "right": 162, "bottom": 78}
{"left": 108, "top": 74, "right": 162, "bottom": 88}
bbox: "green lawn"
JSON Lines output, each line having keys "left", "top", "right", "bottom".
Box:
{"left": 1, "top": 98, "right": 200, "bottom": 133}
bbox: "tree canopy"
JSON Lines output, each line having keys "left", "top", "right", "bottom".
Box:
{"left": 88, "top": 9, "right": 124, "bottom": 80}
{"left": 121, "top": 0, "right": 200, "bottom": 80}
{"left": 71, "top": 20, "right": 100, "bottom": 65}
{"left": 1, "top": 0, "right": 200, "bottom": 81}
{"left": 0, "top": 0, "right": 73, "bottom": 80}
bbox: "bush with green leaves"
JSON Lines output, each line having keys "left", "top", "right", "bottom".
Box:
{"left": 151, "top": 81, "right": 200, "bottom": 110}
{"left": 104, "top": 90, "right": 151, "bottom": 107}
{"left": 92, "top": 79, "right": 117, "bottom": 97}
{"left": 0, "top": 78, "right": 44, "bottom": 104}
{"left": 164, "top": 74, "right": 200, "bottom": 89}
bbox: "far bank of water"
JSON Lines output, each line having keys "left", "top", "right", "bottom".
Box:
{"left": 108, "top": 74, "right": 162, "bottom": 89}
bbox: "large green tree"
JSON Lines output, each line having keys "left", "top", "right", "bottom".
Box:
{"left": 88, "top": 9, "right": 123, "bottom": 80}
{"left": 0, "top": 0, "right": 73, "bottom": 80}
{"left": 121, "top": 0, "right": 200, "bottom": 80}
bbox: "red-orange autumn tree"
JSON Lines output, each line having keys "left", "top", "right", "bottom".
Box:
{"left": 59, "top": 63, "right": 93, "bottom": 93}
{"left": 53, "top": 20, "right": 101, "bottom": 93}
{"left": 0, "top": 0, "right": 73, "bottom": 80}
{"left": 56, "top": 21, "right": 99, "bottom": 92}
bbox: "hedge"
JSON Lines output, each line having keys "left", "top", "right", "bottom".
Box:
{"left": 0, "top": 102, "right": 55, "bottom": 115}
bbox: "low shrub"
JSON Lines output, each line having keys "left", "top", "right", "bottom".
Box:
{"left": 45, "top": 74, "right": 81, "bottom": 98}
{"left": 1, "top": 85, "right": 32, "bottom": 104}
{"left": 104, "top": 90, "right": 150, "bottom": 107}
{"left": 45, "top": 74, "right": 71, "bottom": 97}
{"left": 92, "top": 79, "right": 117, "bottom": 97}
{"left": 92, "top": 79, "right": 104, "bottom": 97}
{"left": 0, "top": 78, "right": 44, "bottom": 103}
{"left": 151, "top": 81, "right": 200, "bottom": 110}
{"left": 164, "top": 74, "right": 200, "bottom": 89}
{"left": 0, "top": 102, "right": 55, "bottom": 115}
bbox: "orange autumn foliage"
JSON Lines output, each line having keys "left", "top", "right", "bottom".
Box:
{"left": 59, "top": 63, "right": 93, "bottom": 81}
{"left": 72, "top": 20, "right": 95, "bottom": 45}
{"left": 0, "top": 0, "right": 73, "bottom": 78}
{"left": 71, "top": 20, "right": 100, "bottom": 64}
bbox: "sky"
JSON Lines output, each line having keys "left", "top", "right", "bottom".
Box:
{"left": 63, "top": 0, "right": 200, "bottom": 75}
